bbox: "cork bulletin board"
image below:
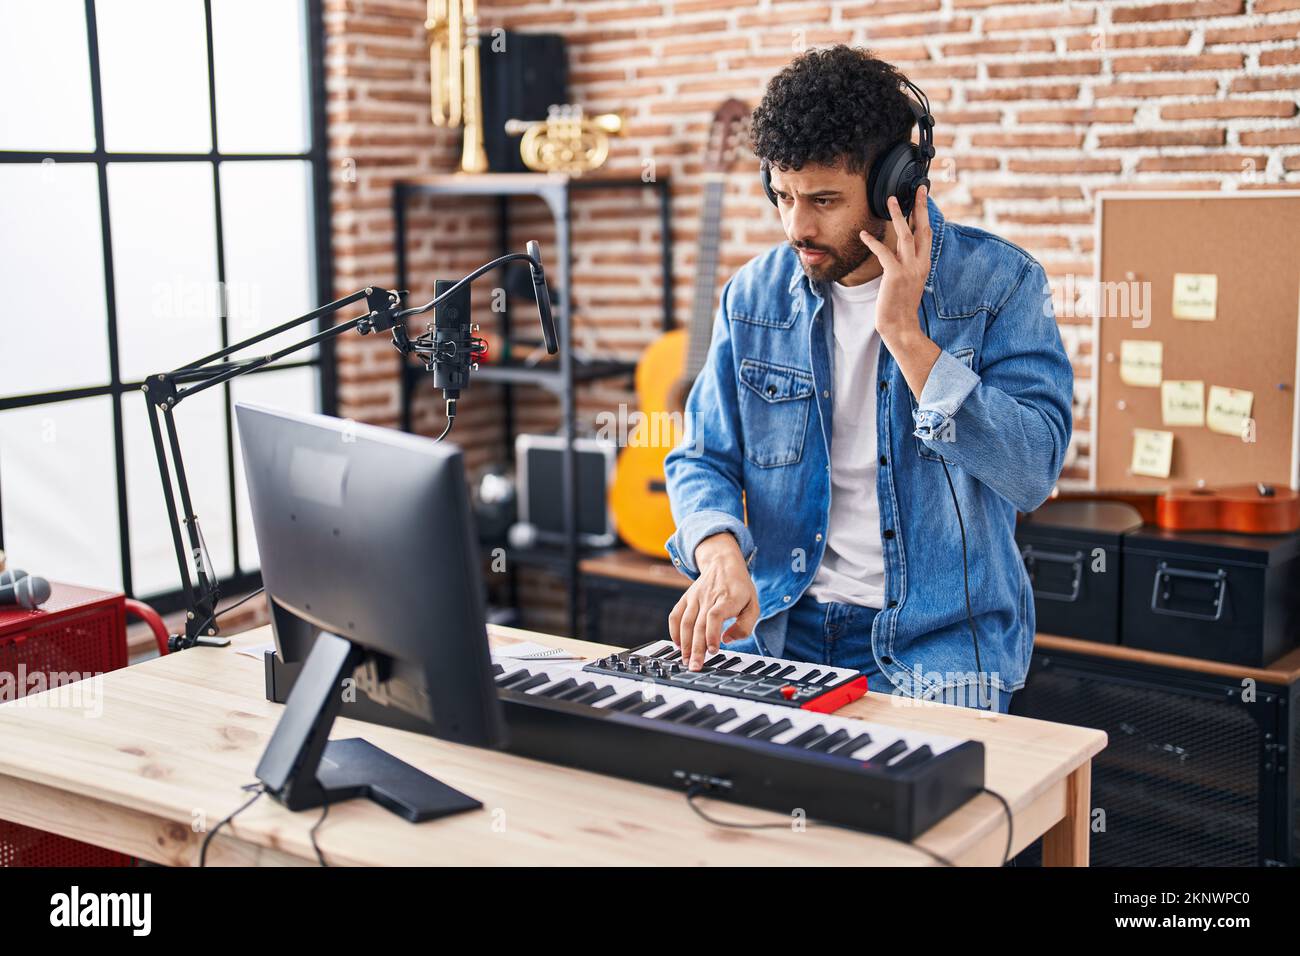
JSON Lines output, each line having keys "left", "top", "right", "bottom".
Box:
{"left": 1092, "top": 192, "right": 1300, "bottom": 491}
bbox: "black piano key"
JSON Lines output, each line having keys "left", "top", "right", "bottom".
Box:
{"left": 749, "top": 717, "right": 795, "bottom": 741}
{"left": 495, "top": 669, "right": 533, "bottom": 688}
{"left": 492, "top": 663, "right": 505, "bottom": 676}
{"left": 786, "top": 725, "right": 829, "bottom": 749}
{"left": 804, "top": 669, "right": 822, "bottom": 682}
{"left": 656, "top": 701, "right": 699, "bottom": 723}
{"left": 572, "top": 685, "right": 617, "bottom": 706}
{"left": 727, "top": 715, "right": 771, "bottom": 737}
{"left": 775, "top": 664, "right": 798, "bottom": 679}
{"left": 863, "top": 739, "right": 908, "bottom": 767}
{"left": 817, "top": 671, "right": 841, "bottom": 685}
{"left": 626, "top": 695, "right": 667, "bottom": 716}
{"left": 759, "top": 663, "right": 783, "bottom": 677}
{"left": 704, "top": 654, "right": 726, "bottom": 668}
{"left": 888, "top": 745, "right": 935, "bottom": 771}
{"left": 554, "top": 681, "right": 598, "bottom": 701}
{"left": 679, "top": 705, "right": 718, "bottom": 726}
{"left": 718, "top": 656, "right": 742, "bottom": 670}
{"left": 696, "top": 708, "right": 738, "bottom": 730}
{"left": 828, "top": 732, "right": 873, "bottom": 756}
{"left": 806, "top": 729, "right": 851, "bottom": 753}
{"left": 510, "top": 673, "right": 552, "bottom": 693}
{"left": 741, "top": 661, "right": 767, "bottom": 674}
{"left": 607, "top": 691, "right": 647, "bottom": 712}
{"left": 664, "top": 649, "right": 682, "bottom": 662}
{"left": 537, "top": 678, "right": 578, "bottom": 698}
{"left": 649, "top": 645, "right": 675, "bottom": 658}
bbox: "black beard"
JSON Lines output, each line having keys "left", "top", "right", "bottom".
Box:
{"left": 792, "top": 218, "right": 886, "bottom": 283}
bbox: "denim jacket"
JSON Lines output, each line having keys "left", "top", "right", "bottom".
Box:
{"left": 663, "top": 197, "right": 1073, "bottom": 697}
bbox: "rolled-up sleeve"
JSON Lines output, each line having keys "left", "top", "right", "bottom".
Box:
{"left": 912, "top": 348, "right": 981, "bottom": 441}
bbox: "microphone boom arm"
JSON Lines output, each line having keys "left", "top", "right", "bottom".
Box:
{"left": 144, "top": 244, "right": 556, "bottom": 651}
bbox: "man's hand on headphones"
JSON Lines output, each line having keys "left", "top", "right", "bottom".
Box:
{"left": 860, "top": 184, "right": 941, "bottom": 399}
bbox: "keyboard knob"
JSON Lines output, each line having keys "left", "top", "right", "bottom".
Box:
{"left": 668, "top": 662, "right": 681, "bottom": 674}
{"left": 779, "top": 685, "right": 797, "bottom": 700}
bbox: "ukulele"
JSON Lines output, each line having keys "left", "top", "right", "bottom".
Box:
{"left": 1051, "top": 483, "right": 1300, "bottom": 534}
{"left": 608, "top": 99, "right": 749, "bottom": 557}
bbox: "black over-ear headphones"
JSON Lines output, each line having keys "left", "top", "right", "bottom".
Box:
{"left": 760, "top": 77, "right": 935, "bottom": 220}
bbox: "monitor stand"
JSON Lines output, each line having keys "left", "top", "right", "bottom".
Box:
{"left": 255, "top": 630, "right": 481, "bottom": 823}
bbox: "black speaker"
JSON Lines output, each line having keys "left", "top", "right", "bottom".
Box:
{"left": 480, "top": 33, "right": 568, "bottom": 173}
{"left": 1011, "top": 647, "right": 1298, "bottom": 867}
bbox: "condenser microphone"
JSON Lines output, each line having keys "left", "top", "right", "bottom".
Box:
{"left": 527, "top": 240, "right": 559, "bottom": 355}
{"left": 0, "top": 573, "right": 50, "bottom": 610}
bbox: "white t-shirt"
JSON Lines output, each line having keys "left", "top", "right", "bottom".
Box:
{"left": 808, "top": 275, "right": 886, "bottom": 608}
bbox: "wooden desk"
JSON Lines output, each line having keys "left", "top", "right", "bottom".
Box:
{"left": 0, "top": 624, "right": 1106, "bottom": 866}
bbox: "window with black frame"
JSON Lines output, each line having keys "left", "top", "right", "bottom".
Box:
{"left": 0, "top": 0, "right": 333, "bottom": 614}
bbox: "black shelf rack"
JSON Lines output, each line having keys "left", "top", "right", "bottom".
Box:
{"left": 392, "top": 172, "right": 674, "bottom": 636}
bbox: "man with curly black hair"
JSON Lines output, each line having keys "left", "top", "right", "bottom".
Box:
{"left": 664, "top": 46, "right": 1073, "bottom": 713}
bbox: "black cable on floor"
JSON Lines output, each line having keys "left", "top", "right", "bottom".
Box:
{"left": 199, "top": 783, "right": 265, "bottom": 867}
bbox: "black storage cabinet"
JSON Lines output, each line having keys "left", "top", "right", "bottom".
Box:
{"left": 1122, "top": 528, "right": 1300, "bottom": 667}
{"left": 1015, "top": 501, "right": 1143, "bottom": 644}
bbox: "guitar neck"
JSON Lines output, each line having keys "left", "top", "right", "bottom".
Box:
{"left": 684, "top": 178, "right": 726, "bottom": 383}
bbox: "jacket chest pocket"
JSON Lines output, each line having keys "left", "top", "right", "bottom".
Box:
{"left": 738, "top": 358, "right": 814, "bottom": 468}
{"left": 913, "top": 346, "right": 975, "bottom": 462}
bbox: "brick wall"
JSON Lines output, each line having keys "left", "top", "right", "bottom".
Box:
{"left": 325, "top": 0, "right": 1300, "bottom": 631}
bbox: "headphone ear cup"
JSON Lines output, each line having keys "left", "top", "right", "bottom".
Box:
{"left": 760, "top": 163, "right": 778, "bottom": 206}
{"left": 867, "top": 142, "right": 915, "bottom": 220}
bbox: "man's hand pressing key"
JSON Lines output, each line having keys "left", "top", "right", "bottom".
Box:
{"left": 667, "top": 532, "right": 760, "bottom": 671}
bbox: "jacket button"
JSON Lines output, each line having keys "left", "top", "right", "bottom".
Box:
{"left": 879, "top": 381, "right": 888, "bottom": 391}
{"left": 888, "top": 600, "right": 898, "bottom": 608}
{"left": 883, "top": 529, "right": 895, "bottom": 540}
{"left": 879, "top": 455, "right": 888, "bottom": 466}
{"left": 673, "top": 558, "right": 681, "bottom": 566}
{"left": 783, "top": 595, "right": 791, "bottom": 602}
{"left": 822, "top": 390, "right": 829, "bottom": 398}
{"left": 881, "top": 655, "right": 893, "bottom": 665}
{"left": 767, "top": 384, "right": 777, "bottom": 396}
{"left": 815, "top": 533, "right": 823, "bottom": 542}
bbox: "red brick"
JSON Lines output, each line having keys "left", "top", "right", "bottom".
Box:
{"left": 840, "top": 0, "right": 941, "bottom": 13}
{"left": 1240, "top": 129, "right": 1300, "bottom": 145}
{"left": 933, "top": 109, "right": 1003, "bottom": 124}
{"left": 970, "top": 184, "right": 1086, "bottom": 200}
{"left": 1286, "top": 155, "right": 1300, "bottom": 171}
{"left": 1065, "top": 30, "right": 1190, "bottom": 51}
{"left": 1017, "top": 106, "right": 1138, "bottom": 123}
{"left": 738, "top": 5, "right": 833, "bottom": 26}
{"left": 970, "top": 131, "right": 1086, "bottom": 147}
{"left": 1204, "top": 23, "right": 1300, "bottom": 44}
{"left": 1007, "top": 158, "right": 1124, "bottom": 173}
{"left": 1112, "top": 53, "right": 1244, "bottom": 72}
{"left": 1230, "top": 75, "right": 1300, "bottom": 93}
{"left": 984, "top": 8, "right": 1095, "bottom": 30}
{"left": 1255, "top": 0, "right": 1300, "bottom": 10}
{"left": 987, "top": 59, "right": 1103, "bottom": 78}
{"left": 1111, "top": 1, "right": 1244, "bottom": 23}
{"left": 967, "top": 83, "right": 1080, "bottom": 101}
{"left": 1261, "top": 49, "right": 1300, "bottom": 67}
{"left": 1161, "top": 100, "right": 1298, "bottom": 119}
{"left": 1136, "top": 154, "right": 1267, "bottom": 172}
{"left": 1092, "top": 78, "right": 1220, "bottom": 98}
{"left": 941, "top": 38, "right": 1056, "bottom": 56}
{"left": 866, "top": 17, "right": 973, "bottom": 38}
{"left": 1096, "top": 128, "right": 1226, "bottom": 147}
{"left": 586, "top": 4, "right": 667, "bottom": 23}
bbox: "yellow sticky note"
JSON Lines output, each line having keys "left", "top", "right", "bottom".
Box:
{"left": 1161, "top": 380, "right": 1204, "bottom": 427}
{"left": 1132, "top": 429, "right": 1174, "bottom": 478}
{"left": 1206, "top": 385, "right": 1254, "bottom": 437}
{"left": 1172, "top": 273, "right": 1217, "bottom": 320}
{"left": 1119, "top": 340, "right": 1162, "bottom": 387}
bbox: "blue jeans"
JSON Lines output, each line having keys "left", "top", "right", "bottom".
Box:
{"left": 723, "top": 594, "right": 1014, "bottom": 714}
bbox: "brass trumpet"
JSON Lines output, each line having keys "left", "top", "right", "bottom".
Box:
{"left": 505, "top": 105, "right": 625, "bottom": 175}
{"left": 427, "top": 0, "right": 487, "bottom": 174}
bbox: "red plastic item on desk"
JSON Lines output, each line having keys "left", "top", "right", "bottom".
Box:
{"left": 0, "top": 582, "right": 135, "bottom": 868}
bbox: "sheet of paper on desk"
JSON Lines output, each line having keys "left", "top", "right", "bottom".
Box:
{"left": 492, "top": 641, "right": 585, "bottom": 661}
{"left": 235, "top": 642, "right": 277, "bottom": 660}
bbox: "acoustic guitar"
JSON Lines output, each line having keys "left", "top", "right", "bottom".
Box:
{"left": 608, "top": 99, "right": 749, "bottom": 557}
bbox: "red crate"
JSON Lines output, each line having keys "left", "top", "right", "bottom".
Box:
{"left": 0, "top": 582, "right": 132, "bottom": 867}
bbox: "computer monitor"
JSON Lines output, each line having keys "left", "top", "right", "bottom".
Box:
{"left": 234, "top": 402, "right": 506, "bottom": 822}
